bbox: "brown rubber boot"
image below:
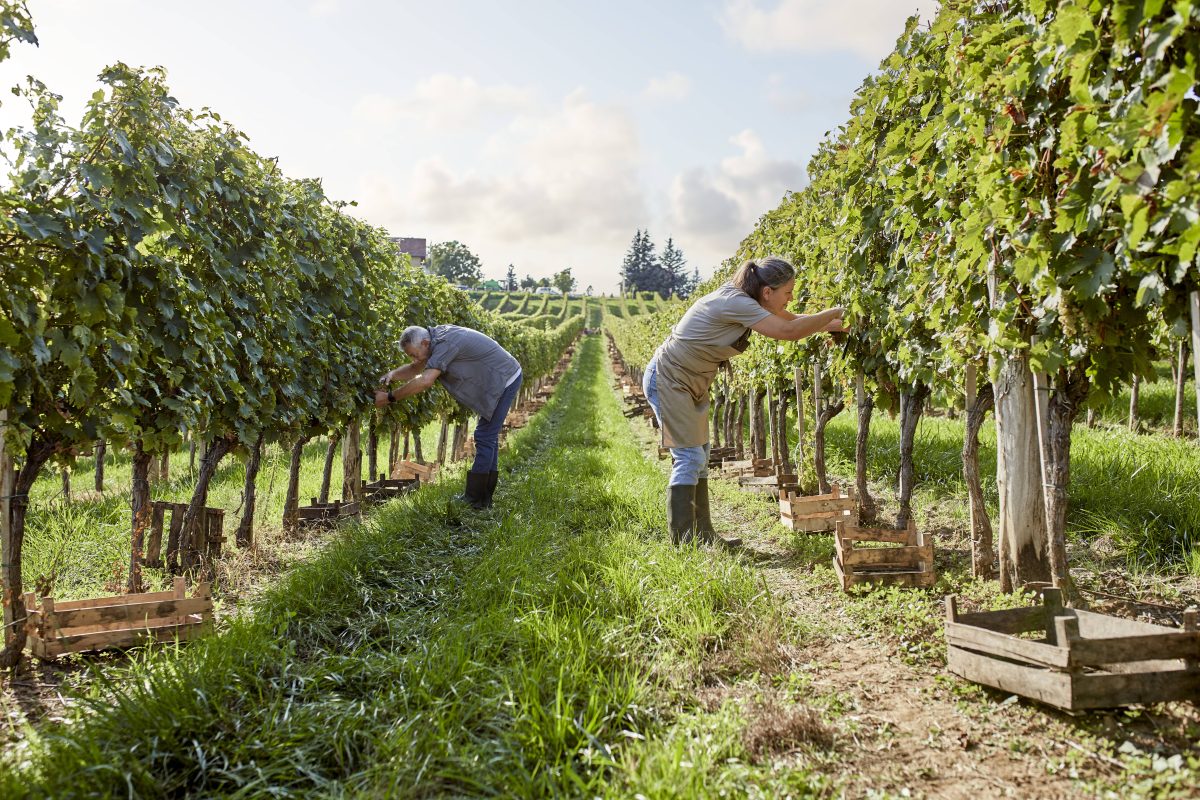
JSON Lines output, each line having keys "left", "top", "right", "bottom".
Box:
{"left": 667, "top": 484, "right": 696, "bottom": 545}
{"left": 695, "top": 478, "right": 741, "bottom": 548}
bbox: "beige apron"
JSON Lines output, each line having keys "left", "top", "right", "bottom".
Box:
{"left": 654, "top": 329, "right": 751, "bottom": 448}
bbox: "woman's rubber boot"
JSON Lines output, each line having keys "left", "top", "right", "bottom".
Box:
{"left": 695, "top": 478, "right": 741, "bottom": 548}
{"left": 667, "top": 484, "right": 697, "bottom": 545}
{"left": 484, "top": 470, "right": 498, "bottom": 508}
{"left": 455, "top": 471, "right": 489, "bottom": 510}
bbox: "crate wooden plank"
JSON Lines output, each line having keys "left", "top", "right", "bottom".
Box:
{"left": 947, "top": 645, "right": 1074, "bottom": 708}
{"left": 1071, "top": 669, "right": 1200, "bottom": 709}
{"left": 951, "top": 607, "right": 1048, "bottom": 636}
{"left": 32, "top": 616, "right": 210, "bottom": 659}
{"left": 839, "top": 544, "right": 932, "bottom": 568}
{"left": 945, "top": 621, "right": 1069, "bottom": 669}
{"left": 834, "top": 558, "right": 935, "bottom": 590}
{"left": 780, "top": 496, "right": 857, "bottom": 515}
{"left": 46, "top": 597, "right": 213, "bottom": 631}
{"left": 46, "top": 589, "right": 182, "bottom": 612}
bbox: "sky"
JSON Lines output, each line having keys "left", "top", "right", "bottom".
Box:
{"left": 1, "top": 0, "right": 938, "bottom": 293}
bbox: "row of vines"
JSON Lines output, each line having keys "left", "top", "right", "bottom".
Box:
{"left": 0, "top": 15, "right": 582, "bottom": 666}
{"left": 610, "top": 0, "right": 1200, "bottom": 597}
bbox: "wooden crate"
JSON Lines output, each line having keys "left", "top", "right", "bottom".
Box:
{"left": 833, "top": 520, "right": 935, "bottom": 590}
{"left": 390, "top": 460, "right": 438, "bottom": 483}
{"left": 24, "top": 577, "right": 212, "bottom": 660}
{"left": 363, "top": 474, "right": 419, "bottom": 504}
{"left": 945, "top": 589, "right": 1200, "bottom": 712}
{"left": 779, "top": 484, "right": 857, "bottom": 532}
{"left": 146, "top": 502, "right": 225, "bottom": 569}
{"left": 297, "top": 498, "right": 360, "bottom": 529}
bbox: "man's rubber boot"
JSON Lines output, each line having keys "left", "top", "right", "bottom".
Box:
{"left": 454, "top": 471, "right": 489, "bottom": 510}
{"left": 484, "top": 470, "right": 499, "bottom": 508}
{"left": 667, "top": 484, "right": 697, "bottom": 545}
{"left": 695, "top": 478, "right": 741, "bottom": 548}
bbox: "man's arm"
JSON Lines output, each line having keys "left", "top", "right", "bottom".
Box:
{"left": 374, "top": 369, "right": 442, "bottom": 407}
{"left": 750, "top": 308, "right": 847, "bottom": 341}
{"left": 381, "top": 361, "right": 425, "bottom": 385}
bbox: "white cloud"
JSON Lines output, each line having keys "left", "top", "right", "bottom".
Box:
{"left": 642, "top": 71, "right": 692, "bottom": 102}
{"left": 668, "top": 130, "right": 804, "bottom": 253}
{"left": 354, "top": 89, "right": 649, "bottom": 290}
{"left": 352, "top": 74, "right": 537, "bottom": 131}
{"left": 720, "top": 0, "right": 940, "bottom": 61}
{"left": 308, "top": 0, "right": 343, "bottom": 18}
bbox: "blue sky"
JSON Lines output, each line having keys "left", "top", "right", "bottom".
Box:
{"left": 2, "top": 0, "right": 936, "bottom": 292}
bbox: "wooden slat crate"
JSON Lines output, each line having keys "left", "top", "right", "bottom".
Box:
{"left": 390, "top": 460, "right": 438, "bottom": 483}
{"left": 363, "top": 473, "right": 419, "bottom": 504}
{"left": 779, "top": 483, "right": 857, "bottom": 532}
{"left": 297, "top": 498, "right": 361, "bottom": 528}
{"left": 24, "top": 576, "right": 212, "bottom": 660}
{"left": 945, "top": 589, "right": 1200, "bottom": 712}
{"left": 833, "top": 519, "right": 935, "bottom": 590}
{"left": 147, "top": 502, "right": 225, "bottom": 569}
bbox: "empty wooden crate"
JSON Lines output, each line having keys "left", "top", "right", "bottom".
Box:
{"left": 945, "top": 589, "right": 1200, "bottom": 712}
{"left": 779, "top": 484, "right": 857, "bottom": 533}
{"left": 25, "top": 577, "right": 213, "bottom": 660}
{"left": 297, "top": 498, "right": 360, "bottom": 529}
{"left": 363, "top": 474, "right": 419, "bottom": 503}
{"left": 390, "top": 460, "right": 438, "bottom": 483}
{"left": 834, "top": 520, "right": 935, "bottom": 590}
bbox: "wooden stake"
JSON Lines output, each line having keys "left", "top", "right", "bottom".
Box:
{"left": 0, "top": 410, "right": 14, "bottom": 647}
{"left": 1191, "top": 291, "right": 1200, "bottom": 433}
{"left": 793, "top": 366, "right": 806, "bottom": 469}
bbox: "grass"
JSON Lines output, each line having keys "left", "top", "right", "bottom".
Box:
{"left": 799, "top": 400, "right": 1200, "bottom": 575}
{"left": 1, "top": 334, "right": 832, "bottom": 798}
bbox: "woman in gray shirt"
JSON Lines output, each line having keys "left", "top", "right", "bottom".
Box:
{"left": 645, "top": 257, "right": 847, "bottom": 546}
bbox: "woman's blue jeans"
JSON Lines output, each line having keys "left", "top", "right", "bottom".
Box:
{"left": 471, "top": 374, "right": 522, "bottom": 473}
{"left": 643, "top": 356, "right": 709, "bottom": 486}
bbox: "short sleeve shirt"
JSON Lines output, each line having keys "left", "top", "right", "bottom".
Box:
{"left": 671, "top": 283, "right": 772, "bottom": 347}
{"left": 425, "top": 325, "right": 521, "bottom": 418}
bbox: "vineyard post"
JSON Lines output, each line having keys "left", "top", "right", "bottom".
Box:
{"left": 1030, "top": 343, "right": 1053, "bottom": 523}
{"left": 793, "top": 366, "right": 806, "bottom": 472}
{"left": 94, "top": 440, "right": 105, "bottom": 492}
{"left": 1128, "top": 375, "right": 1140, "bottom": 432}
{"left": 341, "top": 418, "right": 362, "bottom": 504}
{"left": 963, "top": 363, "right": 995, "bottom": 580}
{"left": 1172, "top": 341, "right": 1186, "bottom": 437}
{"left": 854, "top": 372, "right": 876, "bottom": 522}
{"left": 766, "top": 386, "right": 779, "bottom": 465}
{"left": 1191, "top": 291, "right": 1200, "bottom": 431}
{"left": 0, "top": 411, "right": 14, "bottom": 649}
{"left": 436, "top": 417, "right": 449, "bottom": 465}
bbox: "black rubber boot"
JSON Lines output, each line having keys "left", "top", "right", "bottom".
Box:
{"left": 484, "top": 470, "right": 498, "bottom": 508}
{"left": 667, "top": 484, "right": 697, "bottom": 545}
{"left": 454, "top": 471, "right": 489, "bottom": 510}
{"left": 695, "top": 478, "right": 741, "bottom": 548}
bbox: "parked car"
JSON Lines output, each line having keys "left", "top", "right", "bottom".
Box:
{"left": 534, "top": 286, "right": 560, "bottom": 295}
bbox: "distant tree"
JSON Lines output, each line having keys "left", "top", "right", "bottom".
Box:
{"left": 505, "top": 264, "right": 517, "bottom": 291}
{"left": 661, "top": 238, "right": 687, "bottom": 297}
{"left": 520, "top": 274, "right": 538, "bottom": 290}
{"left": 553, "top": 267, "right": 576, "bottom": 294}
{"left": 538, "top": 276, "right": 551, "bottom": 288}
{"left": 429, "top": 240, "right": 483, "bottom": 286}
{"left": 620, "top": 229, "right": 658, "bottom": 296}
{"left": 682, "top": 266, "right": 702, "bottom": 298}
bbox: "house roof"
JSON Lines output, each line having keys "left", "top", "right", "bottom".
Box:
{"left": 388, "top": 237, "right": 427, "bottom": 261}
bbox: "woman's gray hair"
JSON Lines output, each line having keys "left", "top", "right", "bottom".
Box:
{"left": 731, "top": 256, "right": 796, "bottom": 302}
{"left": 399, "top": 325, "right": 431, "bottom": 350}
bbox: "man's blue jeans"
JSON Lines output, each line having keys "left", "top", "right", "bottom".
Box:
{"left": 472, "top": 374, "right": 522, "bottom": 473}
{"left": 643, "top": 356, "right": 709, "bottom": 486}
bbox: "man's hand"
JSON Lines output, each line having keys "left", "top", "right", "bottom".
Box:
{"left": 374, "top": 390, "right": 391, "bottom": 408}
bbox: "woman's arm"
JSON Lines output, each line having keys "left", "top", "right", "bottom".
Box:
{"left": 750, "top": 307, "right": 847, "bottom": 341}
{"left": 374, "top": 369, "right": 442, "bottom": 407}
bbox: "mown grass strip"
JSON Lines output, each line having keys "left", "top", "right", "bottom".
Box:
{"left": 3, "top": 335, "right": 826, "bottom": 799}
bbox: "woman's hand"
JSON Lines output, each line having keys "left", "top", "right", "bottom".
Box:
{"left": 823, "top": 307, "right": 849, "bottom": 334}
{"left": 374, "top": 390, "right": 391, "bottom": 408}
